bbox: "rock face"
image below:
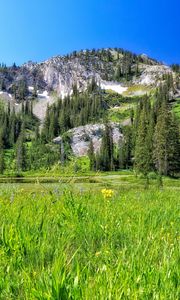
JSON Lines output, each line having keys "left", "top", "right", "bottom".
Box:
{"left": 1, "top": 48, "right": 178, "bottom": 122}
{"left": 133, "top": 65, "right": 172, "bottom": 86}
{"left": 0, "top": 48, "right": 176, "bottom": 100}
{"left": 54, "top": 123, "right": 123, "bottom": 156}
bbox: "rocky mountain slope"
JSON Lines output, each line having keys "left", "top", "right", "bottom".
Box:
{"left": 0, "top": 48, "right": 179, "bottom": 158}
{"left": 54, "top": 123, "right": 123, "bottom": 156}
{"left": 0, "top": 48, "right": 178, "bottom": 100}
{"left": 1, "top": 48, "right": 179, "bottom": 122}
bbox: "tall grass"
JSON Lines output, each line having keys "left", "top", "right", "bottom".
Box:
{"left": 0, "top": 184, "right": 179, "bottom": 299}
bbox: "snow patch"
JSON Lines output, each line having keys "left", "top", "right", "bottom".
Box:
{"left": 28, "top": 86, "right": 34, "bottom": 91}
{"left": 99, "top": 80, "right": 128, "bottom": 94}
{"left": 38, "top": 91, "right": 49, "bottom": 98}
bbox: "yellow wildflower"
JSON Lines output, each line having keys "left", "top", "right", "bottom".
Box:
{"left": 101, "top": 189, "right": 114, "bottom": 199}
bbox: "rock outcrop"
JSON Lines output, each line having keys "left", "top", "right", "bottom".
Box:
{"left": 54, "top": 122, "right": 123, "bottom": 156}
{"left": 1, "top": 48, "right": 179, "bottom": 122}
{"left": 1, "top": 48, "right": 176, "bottom": 100}
{"left": 133, "top": 64, "right": 173, "bottom": 86}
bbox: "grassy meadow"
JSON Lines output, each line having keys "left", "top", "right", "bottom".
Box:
{"left": 0, "top": 175, "right": 179, "bottom": 299}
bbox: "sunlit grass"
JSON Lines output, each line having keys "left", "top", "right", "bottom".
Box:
{"left": 0, "top": 179, "right": 179, "bottom": 299}
{"left": 123, "top": 84, "right": 152, "bottom": 96}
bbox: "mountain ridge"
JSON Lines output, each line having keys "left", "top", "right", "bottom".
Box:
{"left": 0, "top": 48, "right": 179, "bottom": 121}
{"left": 0, "top": 48, "right": 179, "bottom": 175}
{"left": 0, "top": 48, "right": 177, "bottom": 95}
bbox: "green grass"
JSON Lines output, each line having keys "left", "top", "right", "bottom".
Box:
{"left": 123, "top": 85, "right": 152, "bottom": 96}
{"left": 0, "top": 176, "right": 179, "bottom": 299}
{"left": 103, "top": 89, "right": 151, "bottom": 122}
{"left": 173, "top": 98, "right": 180, "bottom": 119}
{"left": 108, "top": 105, "right": 133, "bottom": 122}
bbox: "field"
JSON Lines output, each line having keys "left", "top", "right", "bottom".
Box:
{"left": 0, "top": 175, "right": 179, "bottom": 299}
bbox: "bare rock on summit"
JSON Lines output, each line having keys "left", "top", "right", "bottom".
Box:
{"left": 133, "top": 64, "right": 172, "bottom": 86}
{"left": 1, "top": 48, "right": 179, "bottom": 122}
{"left": 54, "top": 123, "right": 123, "bottom": 157}
{"left": 1, "top": 48, "right": 176, "bottom": 101}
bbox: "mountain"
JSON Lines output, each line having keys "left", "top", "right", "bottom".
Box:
{"left": 0, "top": 48, "right": 180, "bottom": 175}
{"left": 0, "top": 48, "right": 179, "bottom": 120}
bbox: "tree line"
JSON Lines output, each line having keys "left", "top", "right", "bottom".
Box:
{"left": 0, "top": 76, "right": 179, "bottom": 178}
{"left": 88, "top": 83, "right": 180, "bottom": 179}
{"left": 41, "top": 81, "right": 107, "bottom": 142}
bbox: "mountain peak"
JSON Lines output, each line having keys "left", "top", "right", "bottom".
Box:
{"left": 0, "top": 47, "right": 179, "bottom": 121}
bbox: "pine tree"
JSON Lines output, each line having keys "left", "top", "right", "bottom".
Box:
{"left": 17, "top": 80, "right": 28, "bottom": 101}
{"left": 114, "top": 65, "right": 122, "bottom": 81}
{"left": 168, "top": 116, "right": 180, "bottom": 176}
{"left": 99, "top": 122, "right": 114, "bottom": 171}
{"left": 9, "top": 115, "right": 16, "bottom": 146}
{"left": 0, "top": 133, "right": 5, "bottom": 174}
{"left": 118, "top": 140, "right": 125, "bottom": 169}
{"left": 42, "top": 104, "right": 50, "bottom": 141}
{"left": 34, "top": 125, "right": 40, "bottom": 141}
{"left": 0, "top": 79, "right": 6, "bottom": 91}
{"left": 15, "top": 125, "right": 26, "bottom": 174}
{"left": 88, "top": 139, "right": 96, "bottom": 171}
{"left": 154, "top": 104, "right": 180, "bottom": 177}
{"left": 153, "top": 101, "right": 168, "bottom": 177}
{"left": 134, "top": 98, "right": 153, "bottom": 182}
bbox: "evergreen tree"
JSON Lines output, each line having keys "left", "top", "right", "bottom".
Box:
{"left": 15, "top": 125, "right": 26, "bottom": 174}
{"left": 42, "top": 104, "right": 50, "bottom": 141}
{"left": 154, "top": 104, "right": 180, "bottom": 177}
{"left": 122, "top": 126, "right": 133, "bottom": 169}
{"left": 0, "top": 133, "right": 5, "bottom": 174}
{"left": 114, "top": 65, "right": 122, "bottom": 81}
{"left": 9, "top": 112, "right": 16, "bottom": 146}
{"left": 0, "top": 79, "right": 6, "bottom": 91}
{"left": 88, "top": 139, "right": 96, "bottom": 171}
{"left": 99, "top": 122, "right": 114, "bottom": 171}
{"left": 168, "top": 116, "right": 180, "bottom": 176}
{"left": 134, "top": 98, "right": 153, "bottom": 182}
{"left": 118, "top": 140, "right": 125, "bottom": 169}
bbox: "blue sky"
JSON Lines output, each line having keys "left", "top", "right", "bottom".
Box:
{"left": 0, "top": 0, "right": 179, "bottom": 65}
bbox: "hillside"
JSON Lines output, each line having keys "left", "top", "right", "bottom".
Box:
{"left": 0, "top": 48, "right": 180, "bottom": 177}
{"left": 0, "top": 48, "right": 179, "bottom": 120}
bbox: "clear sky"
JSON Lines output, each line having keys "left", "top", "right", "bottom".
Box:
{"left": 0, "top": 0, "right": 179, "bottom": 66}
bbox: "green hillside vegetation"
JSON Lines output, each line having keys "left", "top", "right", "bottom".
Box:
{"left": 122, "top": 84, "right": 152, "bottom": 96}
{"left": 173, "top": 97, "right": 180, "bottom": 119}
{"left": 0, "top": 73, "right": 179, "bottom": 179}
